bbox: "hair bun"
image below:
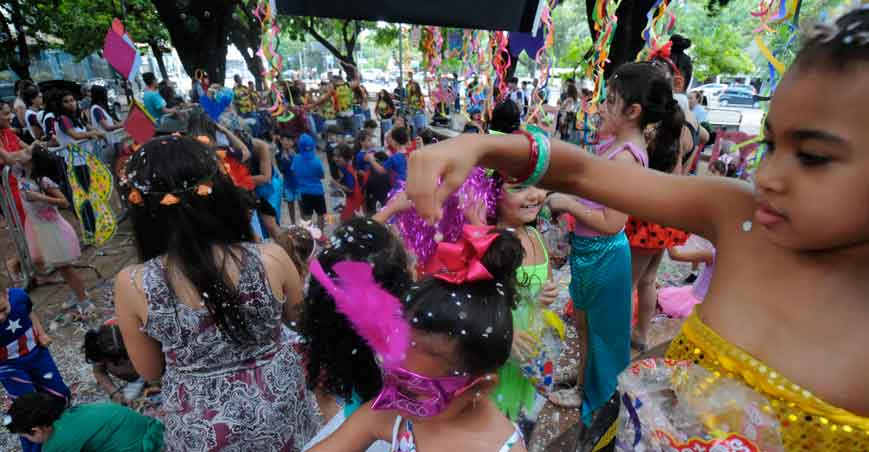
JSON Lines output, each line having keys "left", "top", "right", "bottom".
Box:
{"left": 670, "top": 34, "right": 692, "bottom": 53}
{"left": 481, "top": 229, "right": 524, "bottom": 284}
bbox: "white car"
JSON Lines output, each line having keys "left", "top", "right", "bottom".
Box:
{"left": 690, "top": 83, "right": 728, "bottom": 105}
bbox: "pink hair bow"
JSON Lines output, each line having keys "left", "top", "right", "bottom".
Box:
{"left": 427, "top": 225, "right": 498, "bottom": 284}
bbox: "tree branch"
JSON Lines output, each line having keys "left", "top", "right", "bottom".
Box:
{"left": 304, "top": 18, "right": 346, "bottom": 60}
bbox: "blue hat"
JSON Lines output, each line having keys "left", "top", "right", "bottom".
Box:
{"left": 297, "top": 133, "right": 316, "bottom": 152}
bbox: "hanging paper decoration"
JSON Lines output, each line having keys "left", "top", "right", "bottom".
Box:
{"left": 254, "top": 0, "right": 288, "bottom": 118}
{"left": 526, "top": 0, "right": 557, "bottom": 126}
{"left": 103, "top": 18, "right": 142, "bottom": 82}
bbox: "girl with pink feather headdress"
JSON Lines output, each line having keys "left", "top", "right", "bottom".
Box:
{"left": 308, "top": 227, "right": 528, "bottom": 452}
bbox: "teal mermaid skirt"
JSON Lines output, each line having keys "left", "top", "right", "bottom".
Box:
{"left": 568, "top": 232, "right": 631, "bottom": 426}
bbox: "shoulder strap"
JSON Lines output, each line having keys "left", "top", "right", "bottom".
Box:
{"left": 390, "top": 416, "right": 404, "bottom": 446}
{"left": 529, "top": 226, "right": 549, "bottom": 263}
{"left": 497, "top": 426, "right": 523, "bottom": 452}
{"left": 606, "top": 141, "right": 648, "bottom": 167}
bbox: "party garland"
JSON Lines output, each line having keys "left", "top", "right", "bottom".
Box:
{"left": 636, "top": 0, "right": 676, "bottom": 62}
{"left": 526, "top": 0, "right": 558, "bottom": 126}
{"left": 585, "top": 0, "right": 621, "bottom": 113}
{"left": 254, "top": 0, "right": 290, "bottom": 119}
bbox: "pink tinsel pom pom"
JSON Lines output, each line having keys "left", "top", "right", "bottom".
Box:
{"left": 388, "top": 167, "right": 498, "bottom": 268}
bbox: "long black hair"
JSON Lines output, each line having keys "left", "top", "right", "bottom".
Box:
{"left": 405, "top": 229, "right": 523, "bottom": 375}
{"left": 489, "top": 100, "right": 521, "bottom": 134}
{"left": 301, "top": 217, "right": 413, "bottom": 402}
{"left": 669, "top": 34, "right": 693, "bottom": 89}
{"left": 609, "top": 62, "right": 685, "bottom": 173}
{"left": 125, "top": 136, "right": 257, "bottom": 343}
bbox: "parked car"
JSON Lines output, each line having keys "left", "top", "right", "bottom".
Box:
{"left": 717, "top": 86, "right": 760, "bottom": 108}
{"left": 690, "top": 83, "right": 728, "bottom": 104}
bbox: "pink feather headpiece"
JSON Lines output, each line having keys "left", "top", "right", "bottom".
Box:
{"left": 309, "top": 260, "right": 411, "bottom": 369}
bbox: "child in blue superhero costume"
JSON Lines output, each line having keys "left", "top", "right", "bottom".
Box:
{"left": 0, "top": 283, "right": 70, "bottom": 452}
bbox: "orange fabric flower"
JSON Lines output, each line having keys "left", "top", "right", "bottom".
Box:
{"left": 196, "top": 184, "right": 213, "bottom": 196}
{"left": 159, "top": 194, "right": 180, "bottom": 206}
{"left": 128, "top": 188, "right": 143, "bottom": 205}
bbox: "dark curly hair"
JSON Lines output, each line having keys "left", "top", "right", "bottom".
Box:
{"left": 794, "top": 7, "right": 869, "bottom": 71}
{"left": 405, "top": 229, "right": 524, "bottom": 375}
{"left": 301, "top": 217, "right": 413, "bottom": 402}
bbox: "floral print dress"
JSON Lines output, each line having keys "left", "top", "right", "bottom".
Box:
{"left": 139, "top": 243, "right": 320, "bottom": 452}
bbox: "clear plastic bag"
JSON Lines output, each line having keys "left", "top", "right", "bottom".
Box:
{"left": 616, "top": 358, "right": 784, "bottom": 452}
{"left": 515, "top": 299, "right": 566, "bottom": 396}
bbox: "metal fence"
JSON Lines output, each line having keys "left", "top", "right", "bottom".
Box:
{"left": 0, "top": 130, "right": 130, "bottom": 288}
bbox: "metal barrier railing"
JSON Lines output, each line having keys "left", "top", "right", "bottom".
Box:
{"left": 0, "top": 130, "right": 131, "bottom": 288}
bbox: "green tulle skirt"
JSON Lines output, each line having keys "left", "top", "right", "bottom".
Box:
{"left": 492, "top": 295, "right": 539, "bottom": 420}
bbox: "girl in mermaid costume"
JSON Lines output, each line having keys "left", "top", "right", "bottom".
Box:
{"left": 401, "top": 7, "right": 869, "bottom": 450}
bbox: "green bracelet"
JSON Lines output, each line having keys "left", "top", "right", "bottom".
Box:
{"left": 522, "top": 125, "right": 551, "bottom": 187}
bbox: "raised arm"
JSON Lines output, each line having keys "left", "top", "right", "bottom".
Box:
{"left": 406, "top": 134, "right": 754, "bottom": 241}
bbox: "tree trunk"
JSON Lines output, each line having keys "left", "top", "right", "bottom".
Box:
{"left": 237, "top": 45, "right": 266, "bottom": 90}
{"left": 304, "top": 19, "right": 358, "bottom": 81}
{"left": 585, "top": 0, "right": 656, "bottom": 78}
{"left": 150, "top": 0, "right": 235, "bottom": 83}
{"left": 7, "top": 0, "right": 31, "bottom": 80}
{"left": 149, "top": 41, "right": 170, "bottom": 80}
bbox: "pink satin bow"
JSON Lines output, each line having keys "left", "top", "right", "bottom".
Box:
{"left": 428, "top": 225, "right": 498, "bottom": 284}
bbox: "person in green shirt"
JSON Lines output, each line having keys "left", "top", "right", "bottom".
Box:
{"left": 6, "top": 392, "right": 164, "bottom": 452}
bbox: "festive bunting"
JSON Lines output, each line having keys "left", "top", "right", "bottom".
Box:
{"left": 102, "top": 18, "right": 141, "bottom": 81}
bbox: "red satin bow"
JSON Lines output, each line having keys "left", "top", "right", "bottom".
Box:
{"left": 428, "top": 225, "right": 498, "bottom": 284}
{"left": 649, "top": 40, "right": 672, "bottom": 60}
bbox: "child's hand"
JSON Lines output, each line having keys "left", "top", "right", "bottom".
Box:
{"left": 22, "top": 190, "right": 43, "bottom": 202}
{"left": 36, "top": 332, "right": 52, "bottom": 347}
{"left": 546, "top": 193, "right": 574, "bottom": 213}
{"left": 537, "top": 280, "right": 560, "bottom": 306}
{"left": 364, "top": 152, "right": 375, "bottom": 163}
{"left": 511, "top": 330, "right": 538, "bottom": 362}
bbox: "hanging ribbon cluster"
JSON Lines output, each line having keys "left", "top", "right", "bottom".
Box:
{"left": 491, "top": 31, "right": 511, "bottom": 102}
{"left": 585, "top": 0, "right": 622, "bottom": 113}
{"left": 253, "top": 0, "right": 287, "bottom": 118}
{"left": 526, "top": 0, "right": 558, "bottom": 125}
{"left": 752, "top": 0, "right": 803, "bottom": 94}
{"left": 636, "top": 0, "right": 676, "bottom": 61}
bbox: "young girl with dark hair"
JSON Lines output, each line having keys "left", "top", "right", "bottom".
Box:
{"left": 19, "top": 147, "right": 93, "bottom": 313}
{"left": 113, "top": 136, "right": 319, "bottom": 452}
{"left": 301, "top": 218, "right": 413, "bottom": 452}
{"left": 88, "top": 86, "right": 122, "bottom": 134}
{"left": 83, "top": 321, "right": 145, "bottom": 403}
{"left": 404, "top": 7, "right": 869, "bottom": 448}
{"left": 309, "top": 227, "right": 527, "bottom": 452}
{"left": 544, "top": 62, "right": 683, "bottom": 415}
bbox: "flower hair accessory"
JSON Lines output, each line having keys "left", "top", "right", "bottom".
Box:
{"left": 426, "top": 225, "right": 498, "bottom": 284}
{"left": 309, "top": 260, "right": 410, "bottom": 369}
{"left": 648, "top": 40, "right": 673, "bottom": 60}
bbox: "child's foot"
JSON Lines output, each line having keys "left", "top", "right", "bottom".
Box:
{"left": 547, "top": 385, "right": 583, "bottom": 408}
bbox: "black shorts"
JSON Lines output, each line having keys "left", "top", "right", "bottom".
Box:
{"left": 300, "top": 194, "right": 327, "bottom": 216}
{"left": 255, "top": 197, "right": 277, "bottom": 218}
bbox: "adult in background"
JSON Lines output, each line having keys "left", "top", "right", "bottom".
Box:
{"left": 114, "top": 136, "right": 320, "bottom": 452}
{"left": 142, "top": 72, "right": 176, "bottom": 126}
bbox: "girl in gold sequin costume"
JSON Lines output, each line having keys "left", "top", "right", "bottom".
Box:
{"left": 400, "top": 7, "right": 869, "bottom": 450}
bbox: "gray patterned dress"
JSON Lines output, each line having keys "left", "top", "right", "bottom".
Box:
{"left": 139, "top": 243, "right": 320, "bottom": 452}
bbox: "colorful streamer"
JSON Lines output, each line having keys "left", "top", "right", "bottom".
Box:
{"left": 254, "top": 0, "right": 287, "bottom": 117}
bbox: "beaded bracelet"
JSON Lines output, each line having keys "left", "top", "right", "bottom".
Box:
{"left": 509, "top": 129, "right": 539, "bottom": 185}
{"left": 522, "top": 125, "right": 551, "bottom": 188}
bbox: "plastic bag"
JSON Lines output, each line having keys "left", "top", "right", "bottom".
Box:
{"left": 616, "top": 358, "right": 784, "bottom": 452}
{"left": 514, "top": 294, "right": 566, "bottom": 396}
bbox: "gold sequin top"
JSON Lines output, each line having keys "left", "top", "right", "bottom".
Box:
{"left": 667, "top": 313, "right": 869, "bottom": 451}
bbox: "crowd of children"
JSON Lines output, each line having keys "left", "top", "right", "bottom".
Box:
{"left": 1, "top": 6, "right": 867, "bottom": 452}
